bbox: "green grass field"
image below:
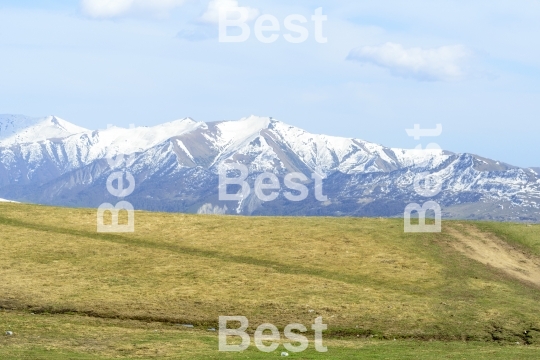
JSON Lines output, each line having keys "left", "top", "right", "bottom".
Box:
{"left": 1, "top": 203, "right": 539, "bottom": 359}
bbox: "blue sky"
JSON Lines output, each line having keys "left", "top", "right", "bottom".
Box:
{"left": 0, "top": 0, "right": 539, "bottom": 167}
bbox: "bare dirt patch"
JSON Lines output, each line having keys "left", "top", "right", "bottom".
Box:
{"left": 446, "top": 223, "right": 540, "bottom": 288}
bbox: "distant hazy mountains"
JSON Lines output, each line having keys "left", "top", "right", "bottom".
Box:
{"left": 0, "top": 114, "right": 539, "bottom": 221}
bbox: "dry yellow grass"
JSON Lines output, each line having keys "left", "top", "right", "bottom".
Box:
{"left": 0, "top": 202, "right": 539, "bottom": 345}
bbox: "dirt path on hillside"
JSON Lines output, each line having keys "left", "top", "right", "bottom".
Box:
{"left": 445, "top": 224, "right": 540, "bottom": 288}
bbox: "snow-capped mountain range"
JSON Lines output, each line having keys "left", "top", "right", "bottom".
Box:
{"left": 0, "top": 114, "right": 539, "bottom": 221}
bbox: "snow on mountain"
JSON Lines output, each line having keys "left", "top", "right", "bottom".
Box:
{"left": 0, "top": 117, "right": 205, "bottom": 174}
{"left": 215, "top": 115, "right": 271, "bottom": 148}
{"left": 0, "top": 114, "right": 451, "bottom": 177}
{"left": 0, "top": 114, "right": 41, "bottom": 140}
{"left": 0, "top": 114, "right": 538, "bottom": 221}
{"left": 0, "top": 115, "right": 88, "bottom": 147}
{"left": 70, "top": 117, "right": 204, "bottom": 162}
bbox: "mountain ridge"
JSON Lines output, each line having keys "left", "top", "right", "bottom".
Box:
{"left": 0, "top": 114, "right": 538, "bottom": 221}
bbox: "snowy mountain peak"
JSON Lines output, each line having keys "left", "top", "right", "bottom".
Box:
{"left": 74, "top": 117, "right": 206, "bottom": 159}
{"left": 215, "top": 116, "right": 271, "bottom": 140}
{"left": 0, "top": 114, "right": 41, "bottom": 140}
{"left": 160, "top": 117, "right": 200, "bottom": 127}
{"left": 216, "top": 115, "right": 272, "bottom": 131}
{"left": 48, "top": 116, "right": 88, "bottom": 134}
{"left": 0, "top": 114, "right": 88, "bottom": 147}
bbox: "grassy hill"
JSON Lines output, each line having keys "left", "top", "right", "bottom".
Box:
{"left": 1, "top": 203, "right": 539, "bottom": 359}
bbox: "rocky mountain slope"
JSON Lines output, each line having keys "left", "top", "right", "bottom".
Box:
{"left": 0, "top": 114, "right": 538, "bottom": 221}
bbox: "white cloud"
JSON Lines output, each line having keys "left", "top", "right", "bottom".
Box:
{"left": 347, "top": 42, "right": 472, "bottom": 82}
{"left": 81, "top": 0, "right": 187, "bottom": 18}
{"left": 199, "top": 0, "right": 259, "bottom": 24}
